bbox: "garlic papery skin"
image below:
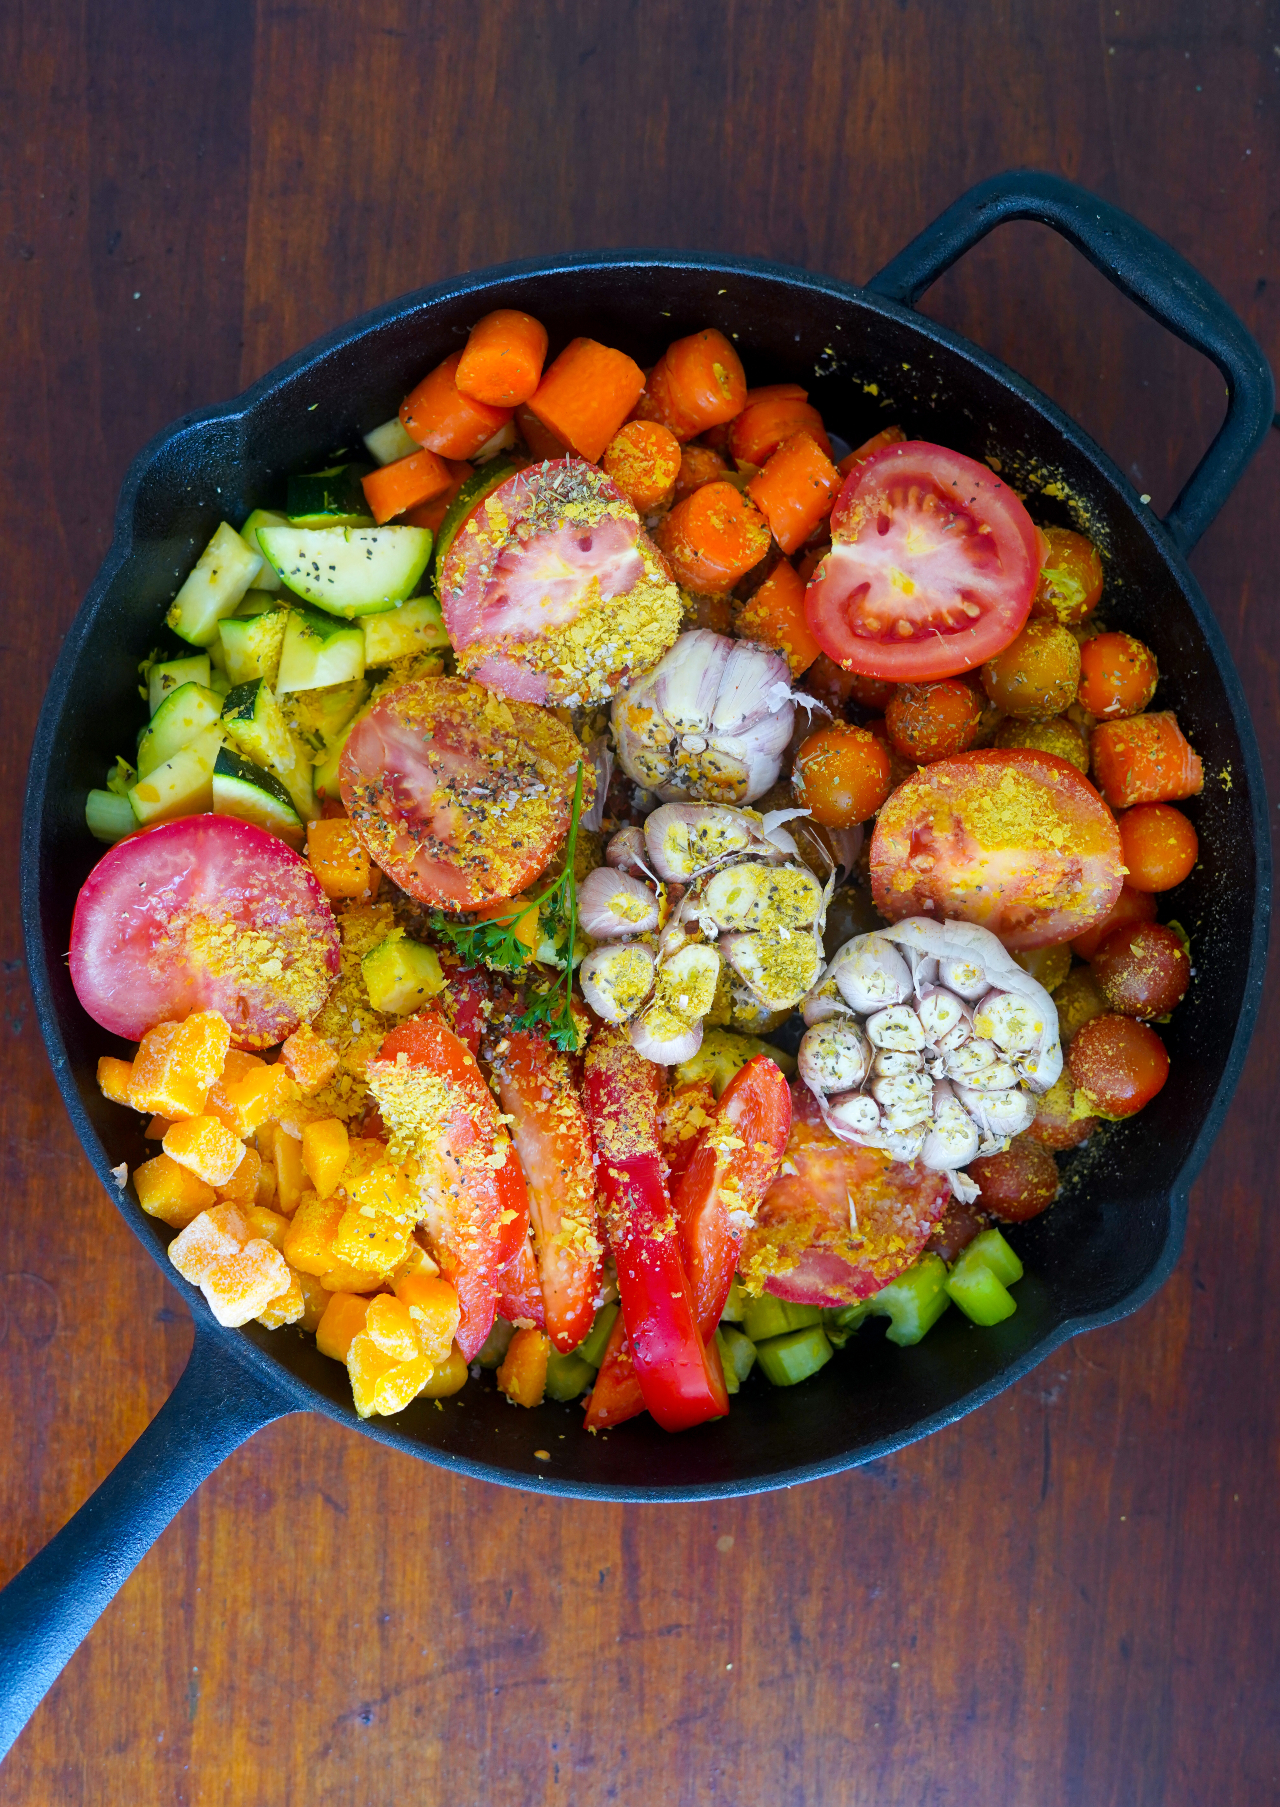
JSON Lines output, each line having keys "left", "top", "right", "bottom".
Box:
{"left": 612, "top": 630, "right": 795, "bottom": 804}
{"left": 577, "top": 867, "right": 661, "bottom": 940}
{"left": 605, "top": 824, "right": 650, "bottom": 877}
{"left": 802, "top": 972, "right": 851, "bottom": 1027}
{"left": 579, "top": 944, "right": 656, "bottom": 1025}
{"left": 829, "top": 934, "right": 913, "bottom": 1014}
{"left": 798, "top": 1019, "right": 871, "bottom": 1094}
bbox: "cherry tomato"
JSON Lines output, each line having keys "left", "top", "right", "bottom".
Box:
{"left": 968, "top": 1134, "right": 1061, "bottom": 1222}
{"left": 884, "top": 678, "right": 983, "bottom": 764}
{"left": 1077, "top": 632, "right": 1159, "bottom": 720}
{"left": 1052, "top": 965, "right": 1109, "bottom": 1043}
{"left": 69, "top": 816, "right": 340, "bottom": 1047}
{"left": 994, "top": 714, "right": 1089, "bottom": 772}
{"left": 869, "top": 748, "right": 1124, "bottom": 951}
{"left": 1071, "top": 882, "right": 1157, "bottom": 961}
{"left": 804, "top": 654, "right": 896, "bottom": 714}
{"left": 981, "top": 619, "right": 1081, "bottom": 719}
{"left": 341, "top": 673, "right": 584, "bottom": 910}
{"left": 1067, "top": 1014, "right": 1170, "bottom": 1117}
{"left": 1092, "top": 921, "right": 1190, "bottom": 1019}
{"left": 1026, "top": 1072, "right": 1099, "bottom": 1149}
{"left": 438, "top": 458, "right": 680, "bottom": 705}
{"left": 792, "top": 723, "right": 893, "bottom": 828}
{"left": 803, "top": 441, "right": 1041, "bottom": 682}
{"left": 925, "top": 1198, "right": 988, "bottom": 1264}
{"left": 1033, "top": 525, "right": 1104, "bottom": 626}
{"left": 1117, "top": 804, "right": 1198, "bottom": 891}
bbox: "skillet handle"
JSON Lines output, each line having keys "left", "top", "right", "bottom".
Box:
{"left": 865, "top": 168, "right": 1274, "bottom": 556}
{"left": 0, "top": 1320, "right": 292, "bottom": 1762}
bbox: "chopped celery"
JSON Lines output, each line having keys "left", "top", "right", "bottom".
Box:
{"left": 823, "top": 1302, "right": 871, "bottom": 1349}
{"left": 742, "top": 1293, "right": 823, "bottom": 1343}
{"left": 946, "top": 1237, "right": 1020, "bottom": 1327}
{"left": 105, "top": 755, "right": 136, "bottom": 799}
{"left": 719, "top": 1278, "right": 748, "bottom": 1323}
{"left": 718, "top": 1324, "right": 757, "bottom": 1389}
{"left": 870, "top": 1254, "right": 952, "bottom": 1346}
{"left": 964, "top": 1227, "right": 1023, "bottom": 1288}
{"left": 755, "top": 1325, "right": 833, "bottom": 1387}
{"left": 475, "top": 1319, "right": 515, "bottom": 1369}
{"left": 545, "top": 1350, "right": 595, "bottom": 1402}
{"left": 85, "top": 789, "right": 136, "bottom": 843}
{"left": 574, "top": 1303, "right": 618, "bottom": 1370}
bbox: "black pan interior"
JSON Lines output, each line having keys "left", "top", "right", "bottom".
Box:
{"left": 23, "top": 254, "right": 1269, "bottom": 1499}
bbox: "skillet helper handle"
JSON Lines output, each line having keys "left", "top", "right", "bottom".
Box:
{"left": 865, "top": 167, "right": 1275, "bottom": 557}
{"left": 0, "top": 1321, "right": 292, "bottom": 1762}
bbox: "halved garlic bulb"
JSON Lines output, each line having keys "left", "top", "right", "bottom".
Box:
{"left": 577, "top": 867, "right": 662, "bottom": 939}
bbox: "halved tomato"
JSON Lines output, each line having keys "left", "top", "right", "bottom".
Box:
{"left": 869, "top": 747, "right": 1124, "bottom": 950}
{"left": 803, "top": 441, "right": 1040, "bottom": 681}
{"left": 437, "top": 458, "right": 682, "bottom": 706}
{"left": 737, "top": 1088, "right": 950, "bottom": 1306}
{"left": 69, "top": 815, "right": 340, "bottom": 1047}
{"left": 340, "top": 673, "right": 586, "bottom": 909}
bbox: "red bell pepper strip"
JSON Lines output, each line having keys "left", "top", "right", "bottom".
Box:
{"left": 675, "top": 1055, "right": 793, "bottom": 1341}
{"left": 583, "top": 1310, "right": 645, "bottom": 1430}
{"left": 659, "top": 1077, "right": 717, "bottom": 1183}
{"left": 487, "top": 1026, "right": 603, "bottom": 1352}
{"left": 493, "top": 1142, "right": 531, "bottom": 1274}
{"left": 496, "top": 1232, "right": 546, "bottom": 1329}
{"left": 582, "top": 1029, "right": 728, "bottom": 1432}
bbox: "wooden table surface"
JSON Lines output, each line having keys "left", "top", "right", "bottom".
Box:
{"left": 3, "top": 3, "right": 1278, "bottom": 1801}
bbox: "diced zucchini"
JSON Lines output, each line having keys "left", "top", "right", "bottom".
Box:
{"left": 716, "top": 1325, "right": 757, "bottom": 1393}
{"left": 433, "top": 457, "right": 519, "bottom": 574}
{"left": 257, "top": 524, "right": 432, "bottom": 619}
{"left": 106, "top": 755, "right": 136, "bottom": 798}
{"left": 208, "top": 633, "right": 227, "bottom": 675}
{"left": 755, "top": 1325, "right": 833, "bottom": 1388}
{"left": 869, "top": 1255, "right": 951, "bottom": 1347}
{"left": 276, "top": 605, "right": 366, "bottom": 694}
{"left": 363, "top": 417, "right": 421, "bottom": 466}
{"left": 220, "top": 678, "right": 317, "bottom": 821}
{"left": 719, "top": 1278, "right": 748, "bottom": 1324}
{"left": 235, "top": 588, "right": 281, "bottom": 617}
{"left": 544, "top": 1350, "right": 596, "bottom": 1403}
{"left": 361, "top": 930, "right": 446, "bottom": 1013}
{"left": 128, "top": 724, "right": 224, "bottom": 826}
{"left": 741, "top": 1293, "right": 823, "bottom": 1344}
{"left": 574, "top": 1303, "right": 619, "bottom": 1370}
{"left": 238, "top": 510, "right": 287, "bottom": 591}
{"left": 674, "top": 1027, "right": 796, "bottom": 1097}
{"left": 363, "top": 594, "right": 450, "bottom": 666}
{"left": 209, "top": 669, "right": 232, "bottom": 700}
{"left": 137, "top": 682, "right": 224, "bottom": 778}
{"left": 86, "top": 789, "right": 136, "bottom": 844}
{"left": 211, "top": 747, "right": 304, "bottom": 848}
{"left": 148, "top": 653, "right": 211, "bottom": 715}
{"left": 279, "top": 679, "right": 368, "bottom": 758}
{"left": 945, "top": 1233, "right": 1022, "bottom": 1327}
{"left": 313, "top": 714, "right": 358, "bottom": 802}
{"left": 167, "top": 521, "right": 264, "bottom": 647}
{"left": 219, "top": 606, "right": 289, "bottom": 688}
{"left": 286, "top": 463, "right": 374, "bottom": 528}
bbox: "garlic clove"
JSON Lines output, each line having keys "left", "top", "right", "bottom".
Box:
{"left": 643, "top": 803, "right": 765, "bottom": 881}
{"left": 972, "top": 989, "right": 1046, "bottom": 1055}
{"left": 578, "top": 943, "right": 656, "bottom": 1025}
{"left": 629, "top": 1002, "right": 705, "bottom": 1066}
{"left": 916, "top": 986, "right": 968, "bottom": 1047}
{"left": 801, "top": 970, "right": 850, "bottom": 1027}
{"left": 798, "top": 1019, "right": 871, "bottom": 1094}
{"left": 718, "top": 928, "right": 822, "bottom": 1012}
{"left": 605, "top": 824, "right": 651, "bottom": 878}
{"left": 882, "top": 1125, "right": 929, "bottom": 1163}
{"left": 869, "top": 1071, "right": 932, "bottom": 1116}
{"left": 865, "top": 1004, "right": 926, "bottom": 1052}
{"left": 919, "top": 1081, "right": 982, "bottom": 1171}
{"left": 829, "top": 933, "right": 914, "bottom": 1014}
{"left": 578, "top": 867, "right": 661, "bottom": 940}
{"left": 937, "top": 954, "right": 989, "bottom": 1001}
{"left": 954, "top": 1058, "right": 1021, "bottom": 1093}
{"left": 653, "top": 942, "right": 721, "bottom": 1024}
{"left": 943, "top": 1039, "right": 1000, "bottom": 1084}
{"left": 956, "top": 1083, "right": 1036, "bottom": 1139}
{"left": 872, "top": 1048, "right": 924, "bottom": 1078}
{"left": 700, "top": 860, "right": 824, "bottom": 933}
{"left": 826, "top": 1091, "right": 881, "bottom": 1135}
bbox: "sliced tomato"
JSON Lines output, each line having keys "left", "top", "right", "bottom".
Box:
{"left": 803, "top": 441, "right": 1040, "bottom": 681}
{"left": 340, "top": 673, "right": 584, "bottom": 910}
{"left": 496, "top": 1233, "right": 546, "bottom": 1329}
{"left": 488, "top": 1026, "right": 602, "bottom": 1353}
{"left": 69, "top": 815, "right": 339, "bottom": 1047}
{"left": 675, "top": 1056, "right": 792, "bottom": 1340}
{"left": 438, "top": 458, "right": 677, "bottom": 705}
{"left": 869, "top": 747, "right": 1124, "bottom": 950}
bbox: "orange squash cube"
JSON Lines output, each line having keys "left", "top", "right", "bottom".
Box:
{"left": 281, "top": 1193, "right": 345, "bottom": 1275}
{"left": 144, "top": 1115, "right": 172, "bottom": 1140}
{"left": 319, "top": 1263, "right": 387, "bottom": 1293}
{"left": 394, "top": 1271, "right": 461, "bottom": 1365}
{"left": 205, "top": 1050, "right": 266, "bottom": 1131}
{"left": 133, "top": 1153, "right": 216, "bottom": 1229}
{"left": 217, "top": 1144, "right": 261, "bottom": 1205}
{"left": 168, "top": 1203, "right": 291, "bottom": 1327}
{"left": 280, "top": 1022, "right": 341, "bottom": 1095}
{"left": 243, "top": 1205, "right": 291, "bottom": 1250}
{"left": 339, "top": 1138, "right": 416, "bottom": 1219}
{"left": 331, "top": 1208, "right": 411, "bottom": 1274}
{"left": 295, "top": 1269, "right": 330, "bottom": 1333}
{"left": 346, "top": 1332, "right": 432, "bottom": 1417}
{"left": 389, "top": 1238, "right": 439, "bottom": 1288}
{"left": 254, "top": 1160, "right": 278, "bottom": 1208}
{"left": 270, "top": 1128, "right": 309, "bottom": 1214}
{"left": 307, "top": 819, "right": 371, "bottom": 900}
{"left": 497, "top": 1326, "right": 551, "bottom": 1408}
{"left": 301, "top": 1118, "right": 349, "bottom": 1199}
{"left": 364, "top": 1294, "right": 420, "bottom": 1362}
{"left": 417, "top": 1343, "right": 469, "bottom": 1397}
{"left": 128, "top": 1011, "right": 231, "bottom": 1119}
{"left": 219, "top": 1062, "right": 299, "bottom": 1138}
{"left": 256, "top": 1267, "right": 304, "bottom": 1329}
{"left": 97, "top": 1056, "right": 134, "bottom": 1106}
{"left": 162, "top": 1115, "right": 246, "bottom": 1189}
{"left": 315, "top": 1291, "right": 372, "bottom": 1362}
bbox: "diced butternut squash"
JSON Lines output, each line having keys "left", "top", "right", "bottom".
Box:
{"left": 346, "top": 1332, "right": 432, "bottom": 1417}
{"left": 307, "top": 819, "right": 371, "bottom": 899}
{"left": 162, "top": 1114, "right": 246, "bottom": 1188}
{"left": 394, "top": 1271, "right": 462, "bottom": 1365}
{"left": 339, "top": 1138, "right": 416, "bottom": 1219}
{"left": 168, "top": 1203, "right": 290, "bottom": 1328}
{"left": 217, "top": 1144, "right": 261, "bottom": 1204}
{"left": 364, "top": 1294, "right": 420, "bottom": 1362}
{"left": 280, "top": 1022, "right": 341, "bottom": 1095}
{"left": 205, "top": 1049, "right": 266, "bottom": 1130}
{"left": 256, "top": 1268, "right": 304, "bottom": 1329}
{"left": 243, "top": 1205, "right": 291, "bottom": 1250}
{"left": 145, "top": 1115, "right": 171, "bottom": 1140}
{"left": 417, "top": 1343, "right": 469, "bottom": 1397}
{"left": 133, "top": 1153, "right": 216, "bottom": 1229}
{"left": 271, "top": 1127, "right": 309, "bottom": 1213}
{"left": 127, "top": 1011, "right": 232, "bottom": 1119}
{"left": 97, "top": 1056, "right": 134, "bottom": 1106}
{"left": 281, "top": 1193, "right": 345, "bottom": 1274}
{"left": 217, "top": 1063, "right": 299, "bottom": 1138}
{"left": 301, "top": 1118, "right": 349, "bottom": 1198}
{"left": 295, "top": 1269, "right": 330, "bottom": 1333}
{"left": 319, "top": 1263, "right": 388, "bottom": 1293}
{"left": 389, "top": 1238, "right": 439, "bottom": 1288}
{"left": 254, "top": 1160, "right": 278, "bottom": 1208}
{"left": 331, "top": 1208, "right": 411, "bottom": 1274}
{"left": 497, "top": 1326, "right": 551, "bottom": 1408}
{"left": 315, "top": 1291, "right": 372, "bottom": 1362}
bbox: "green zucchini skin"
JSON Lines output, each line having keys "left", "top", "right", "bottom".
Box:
{"left": 430, "top": 455, "right": 520, "bottom": 579}
{"left": 257, "top": 524, "right": 433, "bottom": 619}
{"left": 286, "top": 463, "right": 374, "bottom": 528}
{"left": 211, "top": 746, "right": 304, "bottom": 847}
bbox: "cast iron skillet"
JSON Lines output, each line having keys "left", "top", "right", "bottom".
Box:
{"left": 4, "top": 171, "right": 1272, "bottom": 1756}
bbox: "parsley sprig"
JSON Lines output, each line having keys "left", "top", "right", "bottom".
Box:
{"left": 426, "top": 761, "right": 586, "bottom": 1052}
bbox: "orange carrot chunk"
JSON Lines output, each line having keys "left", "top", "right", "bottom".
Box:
{"left": 400, "top": 352, "right": 513, "bottom": 460}
{"left": 456, "top": 309, "right": 549, "bottom": 408}
{"left": 730, "top": 393, "right": 832, "bottom": 466}
{"left": 527, "top": 338, "right": 646, "bottom": 462}
{"left": 837, "top": 424, "right": 906, "bottom": 476}
{"left": 674, "top": 443, "right": 731, "bottom": 500}
{"left": 736, "top": 559, "right": 823, "bottom": 676}
{"left": 637, "top": 329, "right": 747, "bottom": 442}
{"left": 514, "top": 401, "right": 567, "bottom": 461}
{"left": 746, "top": 432, "right": 841, "bottom": 555}
{"left": 1090, "top": 711, "right": 1205, "bottom": 810}
{"left": 360, "top": 449, "right": 453, "bottom": 525}
{"left": 653, "top": 481, "right": 771, "bottom": 593}
{"left": 402, "top": 458, "right": 473, "bottom": 531}
{"left": 601, "top": 419, "right": 682, "bottom": 514}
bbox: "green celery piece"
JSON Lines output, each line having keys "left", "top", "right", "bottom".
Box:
{"left": 718, "top": 1324, "right": 757, "bottom": 1387}
{"left": 946, "top": 1250, "right": 1017, "bottom": 1327}
{"left": 964, "top": 1227, "right": 1024, "bottom": 1288}
{"left": 719, "top": 1278, "right": 748, "bottom": 1323}
{"left": 715, "top": 1330, "right": 739, "bottom": 1395}
{"left": 475, "top": 1319, "right": 515, "bottom": 1370}
{"left": 742, "top": 1294, "right": 822, "bottom": 1343}
{"left": 870, "top": 1254, "right": 952, "bottom": 1347}
{"left": 824, "top": 1302, "right": 872, "bottom": 1349}
{"left": 544, "top": 1350, "right": 596, "bottom": 1403}
{"left": 574, "top": 1303, "right": 619, "bottom": 1370}
{"left": 755, "top": 1326, "right": 833, "bottom": 1387}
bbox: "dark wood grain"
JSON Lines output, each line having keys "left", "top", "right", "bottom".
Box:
{"left": 2, "top": 2, "right": 1278, "bottom": 1801}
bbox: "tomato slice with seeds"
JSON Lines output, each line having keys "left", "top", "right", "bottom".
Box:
{"left": 803, "top": 441, "right": 1040, "bottom": 681}
{"left": 69, "top": 815, "right": 340, "bottom": 1048}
